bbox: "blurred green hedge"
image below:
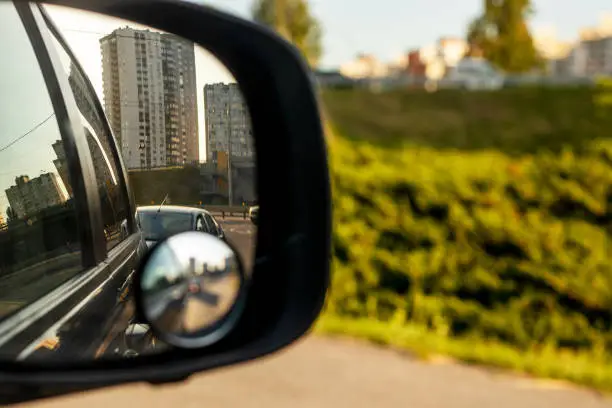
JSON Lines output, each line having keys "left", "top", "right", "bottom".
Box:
{"left": 322, "top": 87, "right": 612, "bottom": 154}
{"left": 327, "top": 133, "right": 612, "bottom": 357}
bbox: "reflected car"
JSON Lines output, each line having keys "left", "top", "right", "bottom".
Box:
{"left": 136, "top": 205, "right": 226, "bottom": 249}
{"left": 249, "top": 205, "right": 259, "bottom": 225}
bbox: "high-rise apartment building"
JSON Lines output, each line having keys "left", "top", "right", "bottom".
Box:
{"left": 204, "top": 83, "right": 254, "bottom": 162}
{"left": 5, "top": 174, "right": 68, "bottom": 219}
{"left": 100, "top": 27, "right": 198, "bottom": 169}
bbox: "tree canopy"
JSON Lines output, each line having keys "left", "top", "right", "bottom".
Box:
{"left": 467, "top": 0, "right": 542, "bottom": 73}
{"left": 252, "top": 0, "right": 323, "bottom": 67}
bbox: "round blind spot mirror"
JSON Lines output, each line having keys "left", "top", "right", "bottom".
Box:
{"left": 137, "top": 231, "right": 246, "bottom": 349}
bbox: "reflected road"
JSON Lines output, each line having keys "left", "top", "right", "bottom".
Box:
{"left": 146, "top": 273, "right": 241, "bottom": 335}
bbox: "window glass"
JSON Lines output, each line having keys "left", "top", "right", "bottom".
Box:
{"left": 0, "top": 3, "right": 82, "bottom": 320}
{"left": 43, "top": 23, "right": 130, "bottom": 252}
{"left": 195, "top": 216, "right": 205, "bottom": 232}
{"left": 137, "top": 211, "right": 193, "bottom": 241}
{"left": 204, "top": 214, "right": 218, "bottom": 235}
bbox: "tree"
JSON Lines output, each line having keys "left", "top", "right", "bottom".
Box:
{"left": 252, "top": 0, "right": 323, "bottom": 67}
{"left": 467, "top": 0, "right": 542, "bottom": 73}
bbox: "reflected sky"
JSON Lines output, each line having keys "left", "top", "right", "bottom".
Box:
{"left": 165, "top": 232, "right": 233, "bottom": 273}
{"left": 141, "top": 242, "right": 181, "bottom": 290}
{"left": 141, "top": 232, "right": 235, "bottom": 290}
{"left": 0, "top": 3, "right": 69, "bottom": 215}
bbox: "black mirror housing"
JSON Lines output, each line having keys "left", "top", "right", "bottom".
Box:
{"left": 0, "top": 0, "right": 331, "bottom": 403}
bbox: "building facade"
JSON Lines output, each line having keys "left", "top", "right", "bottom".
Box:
{"left": 203, "top": 83, "right": 254, "bottom": 162}
{"left": 100, "top": 27, "right": 198, "bottom": 170}
{"left": 5, "top": 174, "right": 68, "bottom": 219}
{"left": 52, "top": 140, "right": 72, "bottom": 198}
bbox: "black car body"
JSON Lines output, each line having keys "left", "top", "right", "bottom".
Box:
{"left": 136, "top": 205, "right": 226, "bottom": 249}
{"left": 0, "top": 2, "right": 147, "bottom": 361}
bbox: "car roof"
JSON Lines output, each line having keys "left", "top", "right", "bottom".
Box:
{"left": 136, "top": 205, "right": 210, "bottom": 215}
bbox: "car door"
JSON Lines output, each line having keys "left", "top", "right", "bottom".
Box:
{"left": 0, "top": 2, "right": 142, "bottom": 361}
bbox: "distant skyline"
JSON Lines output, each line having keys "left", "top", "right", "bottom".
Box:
{"left": 198, "top": 0, "right": 612, "bottom": 67}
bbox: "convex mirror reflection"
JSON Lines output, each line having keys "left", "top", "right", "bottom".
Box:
{"left": 140, "top": 231, "right": 245, "bottom": 349}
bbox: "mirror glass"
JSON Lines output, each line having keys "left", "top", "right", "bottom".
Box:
{"left": 0, "top": 2, "right": 256, "bottom": 362}
{"left": 140, "top": 232, "right": 244, "bottom": 350}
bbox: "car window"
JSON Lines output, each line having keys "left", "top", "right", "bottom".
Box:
{"left": 204, "top": 214, "right": 218, "bottom": 235}
{"left": 138, "top": 211, "right": 193, "bottom": 240}
{"left": 42, "top": 20, "right": 130, "bottom": 252}
{"left": 195, "top": 216, "right": 206, "bottom": 232}
{"left": 0, "top": 3, "right": 83, "bottom": 321}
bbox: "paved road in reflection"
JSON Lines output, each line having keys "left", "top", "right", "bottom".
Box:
{"left": 147, "top": 272, "right": 241, "bottom": 335}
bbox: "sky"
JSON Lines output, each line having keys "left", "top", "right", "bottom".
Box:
{"left": 0, "top": 3, "right": 69, "bottom": 214}
{"left": 198, "top": 0, "right": 612, "bottom": 68}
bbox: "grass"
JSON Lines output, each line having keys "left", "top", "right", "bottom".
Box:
{"left": 321, "top": 87, "right": 612, "bottom": 154}
{"left": 314, "top": 314, "right": 612, "bottom": 394}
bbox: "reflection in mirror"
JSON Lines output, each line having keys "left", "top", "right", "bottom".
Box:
{"left": 140, "top": 232, "right": 244, "bottom": 349}
{"left": 0, "top": 2, "right": 81, "bottom": 325}
{"left": 0, "top": 2, "right": 256, "bottom": 363}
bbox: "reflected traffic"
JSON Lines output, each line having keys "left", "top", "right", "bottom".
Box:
{"left": 141, "top": 232, "right": 244, "bottom": 348}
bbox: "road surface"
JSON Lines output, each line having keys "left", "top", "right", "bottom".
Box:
{"left": 145, "top": 275, "right": 241, "bottom": 334}
{"left": 16, "top": 220, "right": 612, "bottom": 407}
{"left": 18, "top": 336, "right": 612, "bottom": 408}
{"left": 218, "top": 217, "right": 255, "bottom": 271}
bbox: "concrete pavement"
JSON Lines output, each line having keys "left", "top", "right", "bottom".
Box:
{"left": 218, "top": 218, "right": 255, "bottom": 271}
{"left": 17, "top": 336, "right": 612, "bottom": 408}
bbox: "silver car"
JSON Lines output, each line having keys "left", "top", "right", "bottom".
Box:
{"left": 136, "top": 205, "right": 226, "bottom": 248}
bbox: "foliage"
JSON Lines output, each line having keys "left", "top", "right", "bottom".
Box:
{"left": 252, "top": 0, "right": 323, "bottom": 67}
{"left": 128, "top": 166, "right": 201, "bottom": 206}
{"left": 321, "top": 87, "right": 611, "bottom": 154}
{"left": 467, "top": 0, "right": 542, "bottom": 73}
{"left": 326, "top": 129, "right": 612, "bottom": 361}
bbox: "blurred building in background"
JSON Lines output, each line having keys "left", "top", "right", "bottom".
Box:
{"left": 339, "top": 53, "right": 389, "bottom": 79}
{"left": 204, "top": 83, "right": 254, "bottom": 162}
{"left": 544, "top": 14, "right": 612, "bottom": 78}
{"left": 100, "top": 27, "right": 198, "bottom": 170}
{"left": 329, "top": 37, "right": 469, "bottom": 91}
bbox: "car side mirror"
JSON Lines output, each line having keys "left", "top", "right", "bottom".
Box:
{"left": 0, "top": 0, "right": 330, "bottom": 404}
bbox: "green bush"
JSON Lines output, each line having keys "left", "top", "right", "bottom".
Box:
{"left": 327, "top": 133, "right": 612, "bottom": 358}
{"left": 322, "top": 87, "right": 612, "bottom": 154}
{"left": 128, "top": 165, "right": 201, "bottom": 206}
